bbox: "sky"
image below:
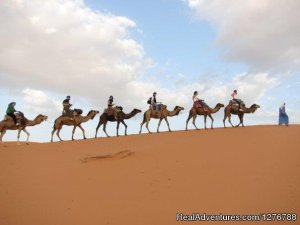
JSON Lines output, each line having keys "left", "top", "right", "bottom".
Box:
{"left": 0, "top": 0, "right": 299, "bottom": 142}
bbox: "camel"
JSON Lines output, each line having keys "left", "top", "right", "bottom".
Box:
{"left": 186, "top": 103, "right": 224, "bottom": 130}
{"left": 51, "top": 110, "right": 99, "bottom": 142}
{"left": 95, "top": 107, "right": 142, "bottom": 138}
{"left": 0, "top": 114, "right": 48, "bottom": 144}
{"left": 223, "top": 103, "right": 260, "bottom": 128}
{"left": 139, "top": 106, "right": 184, "bottom": 134}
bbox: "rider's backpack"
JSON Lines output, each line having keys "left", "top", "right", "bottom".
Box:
{"left": 147, "top": 97, "right": 151, "bottom": 104}
{"left": 74, "top": 109, "right": 83, "bottom": 115}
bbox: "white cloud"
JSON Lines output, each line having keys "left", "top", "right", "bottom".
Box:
{"left": 187, "top": 0, "right": 300, "bottom": 73}
{"left": 231, "top": 72, "right": 279, "bottom": 104}
{"left": 22, "top": 88, "right": 61, "bottom": 118}
{"left": 0, "top": 0, "right": 291, "bottom": 127}
{"left": 0, "top": 0, "right": 152, "bottom": 110}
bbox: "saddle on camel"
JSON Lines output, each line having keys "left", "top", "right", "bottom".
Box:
{"left": 193, "top": 100, "right": 208, "bottom": 111}
{"left": 151, "top": 102, "right": 167, "bottom": 117}
{"left": 229, "top": 99, "right": 245, "bottom": 110}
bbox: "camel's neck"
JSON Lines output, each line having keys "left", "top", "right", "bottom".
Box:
{"left": 82, "top": 114, "right": 93, "bottom": 122}
{"left": 26, "top": 119, "right": 43, "bottom": 126}
{"left": 244, "top": 106, "right": 256, "bottom": 113}
{"left": 211, "top": 105, "right": 222, "bottom": 113}
{"left": 167, "top": 108, "right": 180, "bottom": 117}
{"left": 124, "top": 111, "right": 138, "bottom": 119}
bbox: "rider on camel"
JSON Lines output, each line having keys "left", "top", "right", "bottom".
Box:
{"left": 62, "top": 96, "right": 74, "bottom": 120}
{"left": 193, "top": 91, "right": 208, "bottom": 111}
{"left": 6, "top": 102, "right": 20, "bottom": 125}
{"left": 107, "top": 96, "right": 119, "bottom": 120}
{"left": 231, "top": 90, "right": 243, "bottom": 111}
{"left": 149, "top": 92, "right": 161, "bottom": 115}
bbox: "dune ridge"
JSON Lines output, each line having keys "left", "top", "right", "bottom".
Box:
{"left": 0, "top": 125, "right": 299, "bottom": 225}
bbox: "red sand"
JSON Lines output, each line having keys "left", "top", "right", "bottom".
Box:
{"left": 0, "top": 125, "right": 299, "bottom": 225}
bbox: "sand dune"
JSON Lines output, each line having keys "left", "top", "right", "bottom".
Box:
{"left": 0, "top": 125, "right": 299, "bottom": 225}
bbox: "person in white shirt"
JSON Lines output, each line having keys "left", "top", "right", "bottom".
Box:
{"left": 231, "top": 90, "right": 243, "bottom": 111}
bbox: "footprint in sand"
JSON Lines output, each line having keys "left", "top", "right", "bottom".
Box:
{"left": 81, "top": 150, "right": 134, "bottom": 163}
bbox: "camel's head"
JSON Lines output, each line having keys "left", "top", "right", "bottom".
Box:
{"left": 88, "top": 110, "right": 100, "bottom": 119}
{"left": 36, "top": 114, "right": 48, "bottom": 122}
{"left": 251, "top": 104, "right": 260, "bottom": 113}
{"left": 175, "top": 106, "right": 184, "bottom": 110}
{"left": 217, "top": 103, "right": 225, "bottom": 108}
{"left": 174, "top": 106, "right": 184, "bottom": 115}
{"left": 133, "top": 108, "right": 142, "bottom": 114}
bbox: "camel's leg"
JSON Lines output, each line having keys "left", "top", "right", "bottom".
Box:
{"left": 223, "top": 114, "right": 227, "bottom": 128}
{"left": 240, "top": 114, "right": 245, "bottom": 127}
{"left": 116, "top": 121, "right": 120, "bottom": 136}
{"left": 241, "top": 114, "right": 245, "bottom": 127}
{"left": 192, "top": 115, "right": 199, "bottom": 130}
{"left": 223, "top": 108, "right": 230, "bottom": 128}
{"left": 139, "top": 121, "right": 144, "bottom": 134}
{"left": 228, "top": 114, "right": 234, "bottom": 127}
{"left": 0, "top": 129, "right": 6, "bottom": 142}
{"left": 78, "top": 125, "right": 86, "bottom": 139}
{"left": 157, "top": 118, "right": 163, "bottom": 133}
{"left": 139, "top": 113, "right": 146, "bottom": 134}
{"left": 186, "top": 113, "right": 192, "bottom": 131}
{"left": 95, "top": 120, "right": 103, "bottom": 138}
{"left": 23, "top": 128, "right": 30, "bottom": 143}
{"left": 164, "top": 118, "right": 172, "bottom": 132}
{"left": 56, "top": 128, "right": 63, "bottom": 141}
{"left": 236, "top": 114, "right": 244, "bottom": 127}
{"left": 204, "top": 114, "right": 207, "bottom": 130}
{"left": 17, "top": 129, "right": 22, "bottom": 145}
{"left": 146, "top": 118, "right": 152, "bottom": 134}
{"left": 72, "top": 126, "right": 77, "bottom": 140}
{"left": 103, "top": 122, "right": 110, "bottom": 138}
{"left": 120, "top": 120, "right": 128, "bottom": 136}
{"left": 208, "top": 114, "right": 214, "bottom": 129}
{"left": 236, "top": 118, "right": 241, "bottom": 127}
{"left": 51, "top": 127, "right": 56, "bottom": 142}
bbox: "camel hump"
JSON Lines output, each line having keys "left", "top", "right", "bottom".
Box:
{"left": 4, "top": 115, "right": 11, "bottom": 121}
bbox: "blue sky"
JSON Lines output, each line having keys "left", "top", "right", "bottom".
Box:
{"left": 0, "top": 0, "right": 299, "bottom": 142}
{"left": 85, "top": 0, "right": 247, "bottom": 83}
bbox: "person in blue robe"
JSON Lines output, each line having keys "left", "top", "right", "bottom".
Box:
{"left": 279, "top": 103, "right": 289, "bottom": 126}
